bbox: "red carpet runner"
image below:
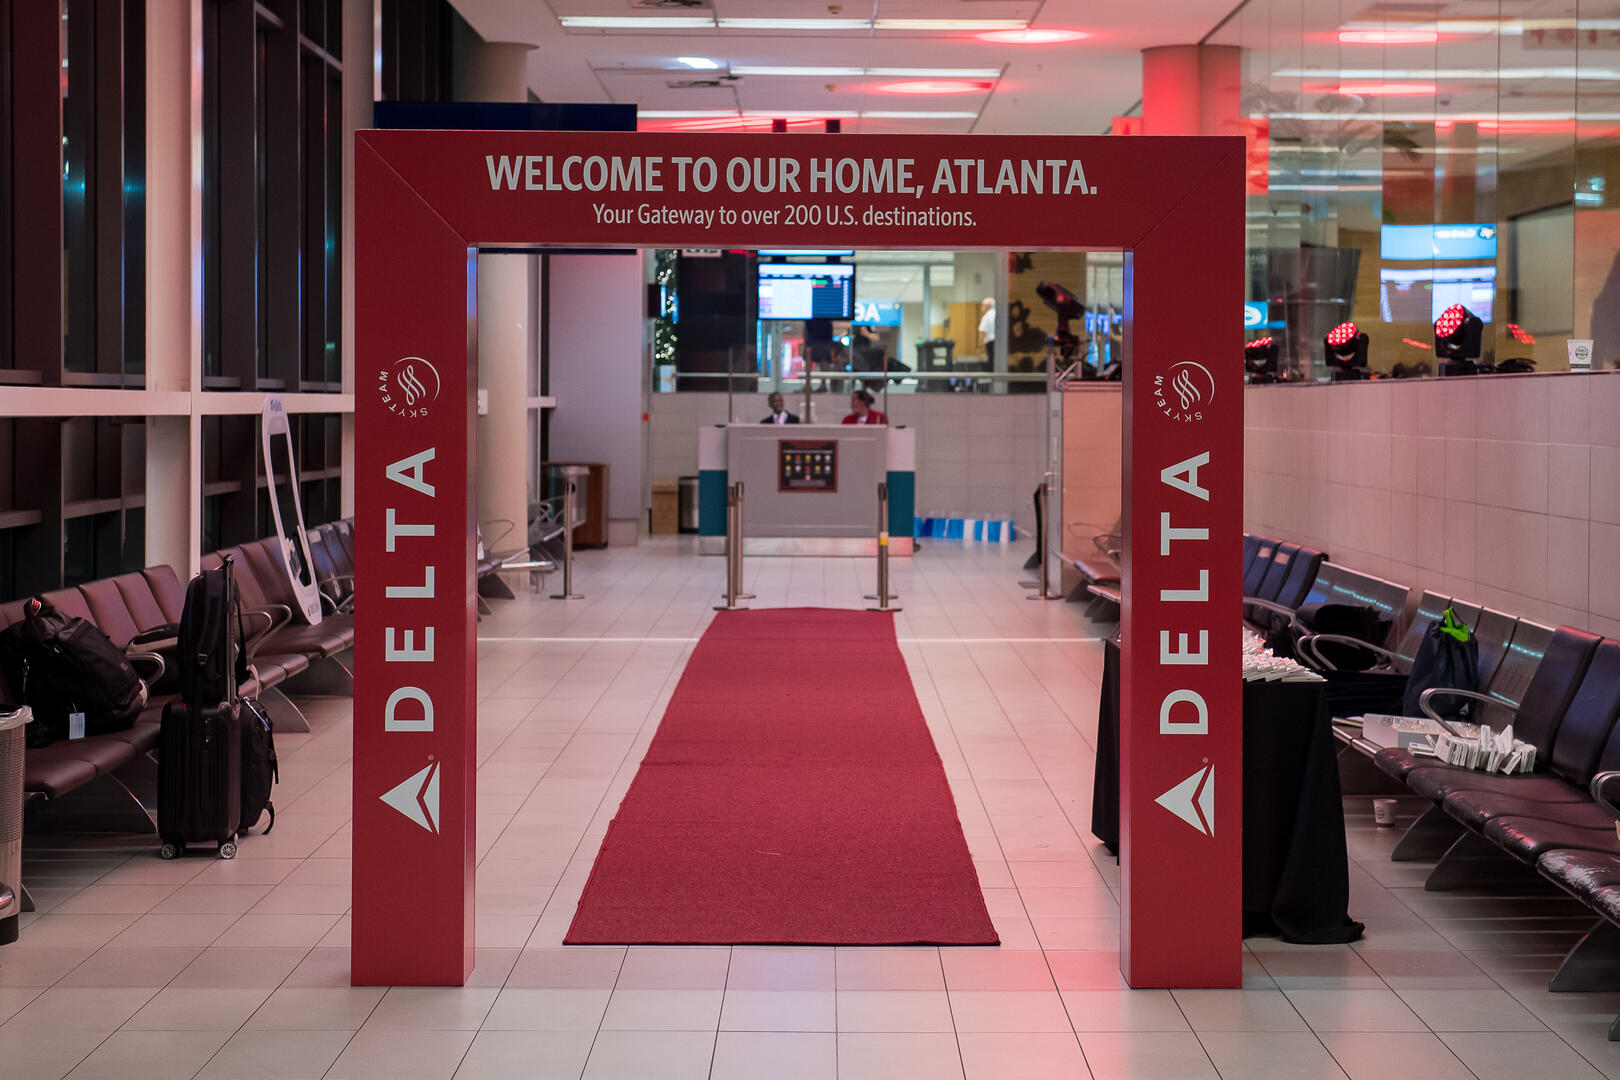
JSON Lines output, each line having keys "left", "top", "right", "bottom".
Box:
{"left": 565, "top": 608, "right": 999, "bottom": 946}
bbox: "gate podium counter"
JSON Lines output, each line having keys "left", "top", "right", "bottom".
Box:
{"left": 698, "top": 423, "right": 915, "bottom": 556}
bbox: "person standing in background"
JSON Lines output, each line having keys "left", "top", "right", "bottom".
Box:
{"left": 843, "top": 390, "right": 887, "bottom": 425}
{"left": 761, "top": 392, "right": 800, "bottom": 424}
{"left": 977, "top": 296, "right": 997, "bottom": 366}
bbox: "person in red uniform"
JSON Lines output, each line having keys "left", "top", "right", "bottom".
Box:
{"left": 842, "top": 390, "right": 888, "bottom": 425}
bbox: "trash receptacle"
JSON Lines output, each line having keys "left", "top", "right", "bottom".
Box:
{"left": 0, "top": 704, "right": 27, "bottom": 946}
{"left": 650, "top": 482, "right": 679, "bottom": 535}
{"left": 678, "top": 476, "right": 700, "bottom": 534}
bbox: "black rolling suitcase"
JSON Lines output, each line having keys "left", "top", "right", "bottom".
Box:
{"left": 157, "top": 555, "right": 252, "bottom": 860}
{"left": 157, "top": 700, "right": 243, "bottom": 859}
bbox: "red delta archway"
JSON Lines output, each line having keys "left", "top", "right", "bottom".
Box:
{"left": 353, "top": 130, "right": 1244, "bottom": 989}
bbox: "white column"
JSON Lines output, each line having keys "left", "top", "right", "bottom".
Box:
{"left": 339, "top": 0, "right": 373, "bottom": 518}
{"left": 458, "top": 42, "right": 536, "bottom": 549}
{"left": 143, "top": 0, "right": 202, "bottom": 576}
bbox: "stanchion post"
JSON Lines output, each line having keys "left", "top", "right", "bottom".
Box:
{"left": 715, "top": 482, "right": 748, "bottom": 611}
{"left": 867, "top": 482, "right": 902, "bottom": 612}
{"left": 549, "top": 479, "right": 584, "bottom": 600}
{"left": 1026, "top": 479, "right": 1059, "bottom": 601}
{"left": 734, "top": 480, "right": 755, "bottom": 599}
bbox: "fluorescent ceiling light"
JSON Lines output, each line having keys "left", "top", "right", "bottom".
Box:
{"left": 729, "top": 66, "right": 865, "bottom": 77}
{"left": 874, "top": 19, "right": 1027, "bottom": 31}
{"left": 676, "top": 57, "right": 720, "bottom": 70}
{"left": 863, "top": 111, "right": 979, "bottom": 119}
{"left": 1278, "top": 66, "right": 1620, "bottom": 80}
{"left": 1339, "top": 18, "right": 1620, "bottom": 36}
{"left": 728, "top": 66, "right": 999, "bottom": 78}
{"left": 716, "top": 18, "right": 872, "bottom": 31}
{"left": 867, "top": 68, "right": 1001, "bottom": 78}
{"left": 1338, "top": 29, "right": 1438, "bottom": 45}
{"left": 559, "top": 16, "right": 715, "bottom": 29}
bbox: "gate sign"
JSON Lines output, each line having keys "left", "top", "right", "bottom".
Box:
{"left": 354, "top": 131, "right": 1244, "bottom": 988}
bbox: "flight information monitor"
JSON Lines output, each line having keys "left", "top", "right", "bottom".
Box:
{"left": 757, "top": 263, "right": 856, "bottom": 320}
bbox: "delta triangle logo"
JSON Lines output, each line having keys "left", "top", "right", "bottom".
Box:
{"left": 381, "top": 761, "right": 440, "bottom": 834}
{"left": 1155, "top": 764, "right": 1215, "bottom": 836}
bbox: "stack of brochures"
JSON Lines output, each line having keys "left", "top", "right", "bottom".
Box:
{"left": 1241, "top": 629, "right": 1326, "bottom": 683}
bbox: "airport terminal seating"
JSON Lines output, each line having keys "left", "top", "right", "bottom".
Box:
{"left": 0, "top": 519, "right": 359, "bottom": 814}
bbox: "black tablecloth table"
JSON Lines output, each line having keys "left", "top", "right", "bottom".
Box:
{"left": 1090, "top": 639, "right": 1363, "bottom": 944}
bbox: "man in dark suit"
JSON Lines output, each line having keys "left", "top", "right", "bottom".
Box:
{"left": 761, "top": 392, "right": 800, "bottom": 425}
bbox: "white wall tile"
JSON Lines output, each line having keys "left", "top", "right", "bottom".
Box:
{"left": 1592, "top": 445, "right": 1620, "bottom": 526}
{"left": 1591, "top": 522, "right": 1620, "bottom": 621}
{"left": 1589, "top": 373, "right": 1620, "bottom": 448}
{"left": 1548, "top": 373, "right": 1593, "bottom": 446}
{"left": 1546, "top": 517, "right": 1590, "bottom": 611}
{"left": 1549, "top": 444, "right": 1591, "bottom": 520}
{"left": 1477, "top": 440, "right": 1548, "bottom": 515}
{"left": 1444, "top": 440, "right": 1477, "bottom": 503}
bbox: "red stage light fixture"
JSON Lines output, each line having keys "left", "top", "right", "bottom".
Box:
{"left": 1507, "top": 322, "right": 1536, "bottom": 345}
{"left": 1435, "top": 303, "right": 1484, "bottom": 373}
{"left": 1244, "top": 336, "right": 1280, "bottom": 383}
{"left": 875, "top": 79, "right": 994, "bottom": 95}
{"left": 978, "top": 28, "right": 1089, "bottom": 44}
{"left": 1338, "top": 29, "right": 1439, "bottom": 45}
{"left": 1324, "top": 321, "right": 1369, "bottom": 380}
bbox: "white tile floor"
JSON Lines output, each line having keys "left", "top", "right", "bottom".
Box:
{"left": 6, "top": 538, "right": 1620, "bottom": 1078}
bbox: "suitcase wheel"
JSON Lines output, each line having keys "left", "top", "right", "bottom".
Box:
{"left": 160, "top": 840, "right": 184, "bottom": 860}
{"left": 218, "top": 839, "right": 237, "bottom": 860}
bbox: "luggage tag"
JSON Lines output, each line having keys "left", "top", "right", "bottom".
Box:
{"left": 68, "top": 711, "right": 86, "bottom": 740}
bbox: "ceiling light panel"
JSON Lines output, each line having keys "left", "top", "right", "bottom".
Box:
{"left": 559, "top": 16, "right": 716, "bottom": 30}
{"left": 726, "top": 67, "right": 1001, "bottom": 78}
{"left": 716, "top": 18, "right": 873, "bottom": 30}
{"left": 874, "top": 20, "right": 1027, "bottom": 31}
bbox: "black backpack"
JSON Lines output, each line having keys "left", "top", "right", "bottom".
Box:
{"left": 177, "top": 557, "right": 251, "bottom": 708}
{"left": 0, "top": 598, "right": 147, "bottom": 745}
{"left": 240, "top": 697, "right": 278, "bottom": 834}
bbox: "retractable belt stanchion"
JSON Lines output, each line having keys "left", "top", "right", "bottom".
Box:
{"left": 1026, "top": 479, "right": 1059, "bottom": 601}
{"left": 715, "top": 482, "right": 749, "bottom": 611}
{"left": 734, "top": 481, "right": 755, "bottom": 600}
{"left": 866, "top": 482, "right": 901, "bottom": 610}
{"left": 549, "top": 480, "right": 584, "bottom": 600}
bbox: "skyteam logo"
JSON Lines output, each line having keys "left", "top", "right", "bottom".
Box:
{"left": 1153, "top": 361, "right": 1215, "bottom": 423}
{"left": 378, "top": 356, "right": 441, "bottom": 420}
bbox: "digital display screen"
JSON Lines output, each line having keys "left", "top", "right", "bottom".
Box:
{"left": 1380, "top": 223, "right": 1499, "bottom": 261}
{"left": 758, "top": 263, "right": 855, "bottom": 320}
{"left": 1379, "top": 266, "right": 1496, "bottom": 323}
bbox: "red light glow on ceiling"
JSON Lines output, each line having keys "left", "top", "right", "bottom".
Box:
{"left": 978, "top": 28, "right": 1088, "bottom": 44}
{"left": 637, "top": 116, "right": 825, "bottom": 133}
{"left": 1335, "top": 81, "right": 1438, "bottom": 97}
{"left": 1338, "top": 29, "right": 1439, "bottom": 45}
{"left": 1435, "top": 304, "right": 1471, "bottom": 338}
{"left": 875, "top": 80, "right": 994, "bottom": 95}
{"left": 1326, "top": 322, "right": 1360, "bottom": 347}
